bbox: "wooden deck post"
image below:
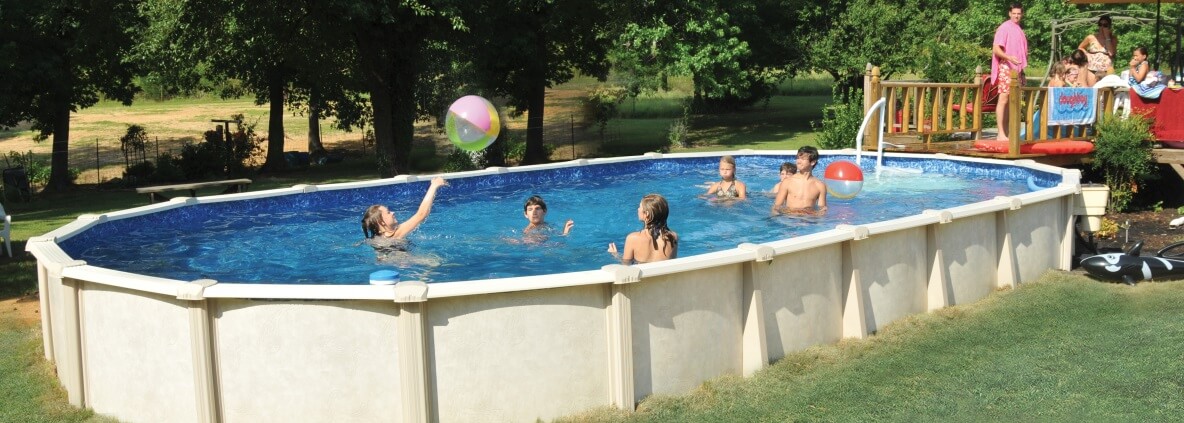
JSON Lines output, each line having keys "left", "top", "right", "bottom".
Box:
{"left": 973, "top": 66, "right": 984, "bottom": 140}
{"left": 863, "top": 64, "right": 882, "bottom": 151}
{"left": 1006, "top": 69, "right": 1021, "bottom": 157}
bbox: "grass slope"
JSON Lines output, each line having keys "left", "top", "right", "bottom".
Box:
{"left": 560, "top": 273, "right": 1184, "bottom": 422}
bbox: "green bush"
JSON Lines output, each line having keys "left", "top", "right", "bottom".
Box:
{"left": 178, "top": 142, "right": 222, "bottom": 180}
{"left": 1091, "top": 115, "right": 1156, "bottom": 212}
{"left": 150, "top": 154, "right": 185, "bottom": 183}
{"left": 5, "top": 150, "right": 52, "bottom": 187}
{"left": 584, "top": 85, "right": 627, "bottom": 140}
{"left": 812, "top": 88, "right": 864, "bottom": 150}
{"left": 441, "top": 148, "right": 477, "bottom": 172}
{"left": 666, "top": 106, "right": 691, "bottom": 150}
{"left": 123, "top": 161, "right": 155, "bottom": 186}
{"left": 503, "top": 134, "right": 527, "bottom": 165}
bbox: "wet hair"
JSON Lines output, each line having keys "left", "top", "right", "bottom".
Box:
{"left": 780, "top": 162, "right": 797, "bottom": 174}
{"left": 639, "top": 194, "right": 677, "bottom": 252}
{"left": 720, "top": 155, "right": 736, "bottom": 168}
{"left": 523, "top": 195, "right": 548, "bottom": 212}
{"left": 1134, "top": 46, "right": 1148, "bottom": 56}
{"left": 362, "top": 205, "right": 387, "bottom": 239}
{"left": 797, "top": 146, "right": 820, "bottom": 164}
{"left": 1070, "top": 49, "right": 1088, "bottom": 66}
{"left": 1008, "top": 3, "right": 1023, "bottom": 12}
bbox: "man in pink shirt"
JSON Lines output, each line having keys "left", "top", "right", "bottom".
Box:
{"left": 992, "top": 3, "right": 1028, "bottom": 141}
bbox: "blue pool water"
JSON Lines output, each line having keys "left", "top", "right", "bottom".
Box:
{"left": 59, "top": 155, "right": 1057, "bottom": 284}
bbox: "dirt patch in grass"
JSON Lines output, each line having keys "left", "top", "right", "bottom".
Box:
{"left": 0, "top": 295, "right": 41, "bottom": 326}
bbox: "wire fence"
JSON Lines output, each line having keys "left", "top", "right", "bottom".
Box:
{"left": 1, "top": 112, "right": 673, "bottom": 191}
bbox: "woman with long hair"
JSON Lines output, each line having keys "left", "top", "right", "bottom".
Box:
{"left": 607, "top": 194, "right": 679, "bottom": 264}
{"left": 1078, "top": 14, "right": 1118, "bottom": 80}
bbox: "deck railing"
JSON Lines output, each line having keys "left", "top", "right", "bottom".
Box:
{"left": 863, "top": 64, "right": 1122, "bottom": 157}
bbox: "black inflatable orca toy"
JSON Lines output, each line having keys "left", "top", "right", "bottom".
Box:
{"left": 1080, "top": 241, "right": 1184, "bottom": 285}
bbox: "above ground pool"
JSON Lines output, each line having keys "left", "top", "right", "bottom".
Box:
{"left": 29, "top": 150, "right": 1081, "bottom": 423}
{"left": 57, "top": 153, "right": 1057, "bottom": 284}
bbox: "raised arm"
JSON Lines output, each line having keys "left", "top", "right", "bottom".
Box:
{"left": 393, "top": 177, "right": 448, "bottom": 238}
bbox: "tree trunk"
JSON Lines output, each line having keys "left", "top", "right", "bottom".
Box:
{"left": 46, "top": 102, "right": 72, "bottom": 191}
{"left": 369, "top": 82, "right": 397, "bottom": 178}
{"left": 263, "top": 68, "right": 286, "bottom": 171}
{"left": 390, "top": 56, "right": 416, "bottom": 175}
{"left": 354, "top": 24, "right": 421, "bottom": 177}
{"left": 523, "top": 80, "right": 547, "bottom": 164}
{"left": 307, "top": 92, "right": 326, "bottom": 159}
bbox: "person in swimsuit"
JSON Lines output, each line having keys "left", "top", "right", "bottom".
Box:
{"left": 991, "top": 3, "right": 1028, "bottom": 142}
{"left": 607, "top": 194, "right": 678, "bottom": 264}
{"left": 769, "top": 162, "right": 797, "bottom": 195}
{"left": 704, "top": 155, "right": 748, "bottom": 200}
{"left": 361, "top": 177, "right": 449, "bottom": 241}
{"left": 1077, "top": 14, "right": 1117, "bottom": 81}
{"left": 522, "top": 195, "right": 574, "bottom": 242}
{"left": 772, "top": 146, "right": 827, "bottom": 216}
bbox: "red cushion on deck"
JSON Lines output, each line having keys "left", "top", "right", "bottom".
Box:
{"left": 973, "top": 140, "right": 1094, "bottom": 155}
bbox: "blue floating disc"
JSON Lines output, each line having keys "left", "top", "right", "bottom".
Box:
{"left": 369, "top": 269, "right": 401, "bottom": 285}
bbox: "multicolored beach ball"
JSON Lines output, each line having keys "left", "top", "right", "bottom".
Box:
{"left": 445, "top": 95, "right": 501, "bottom": 152}
{"left": 823, "top": 160, "right": 864, "bottom": 199}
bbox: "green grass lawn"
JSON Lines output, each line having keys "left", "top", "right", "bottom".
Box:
{"left": 560, "top": 273, "right": 1184, "bottom": 422}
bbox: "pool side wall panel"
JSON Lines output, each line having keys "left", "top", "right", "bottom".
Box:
{"left": 935, "top": 214, "right": 999, "bottom": 305}
{"left": 425, "top": 283, "right": 609, "bottom": 423}
{"left": 1008, "top": 199, "right": 1067, "bottom": 282}
{"left": 211, "top": 299, "right": 402, "bottom": 422}
{"left": 850, "top": 227, "right": 929, "bottom": 334}
{"left": 754, "top": 244, "right": 844, "bottom": 362}
{"left": 628, "top": 264, "right": 744, "bottom": 403}
{"left": 78, "top": 282, "right": 200, "bottom": 423}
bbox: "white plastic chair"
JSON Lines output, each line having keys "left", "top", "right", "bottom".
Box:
{"left": 0, "top": 202, "right": 10, "bottom": 257}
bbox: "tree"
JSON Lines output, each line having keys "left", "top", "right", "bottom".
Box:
{"left": 0, "top": 0, "right": 142, "bottom": 190}
{"left": 458, "top": 0, "right": 617, "bottom": 164}
{"left": 612, "top": 0, "right": 808, "bottom": 112}
{"left": 316, "top": 0, "right": 463, "bottom": 176}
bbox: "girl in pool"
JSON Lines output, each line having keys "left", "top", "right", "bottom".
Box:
{"left": 608, "top": 193, "right": 679, "bottom": 264}
{"left": 704, "top": 155, "right": 747, "bottom": 200}
{"left": 361, "top": 177, "right": 449, "bottom": 243}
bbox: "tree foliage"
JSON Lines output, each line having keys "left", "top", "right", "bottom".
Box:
{"left": 0, "top": 0, "right": 143, "bottom": 190}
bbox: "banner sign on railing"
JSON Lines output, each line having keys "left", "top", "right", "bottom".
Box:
{"left": 1047, "top": 87, "right": 1097, "bottom": 126}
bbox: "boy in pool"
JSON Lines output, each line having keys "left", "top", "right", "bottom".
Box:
{"left": 704, "top": 155, "right": 748, "bottom": 200}
{"left": 361, "top": 177, "right": 449, "bottom": 241}
{"left": 770, "top": 162, "right": 797, "bottom": 194}
{"left": 522, "top": 195, "right": 574, "bottom": 238}
{"left": 772, "top": 146, "right": 827, "bottom": 216}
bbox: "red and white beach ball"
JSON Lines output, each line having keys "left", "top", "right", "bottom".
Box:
{"left": 823, "top": 161, "right": 864, "bottom": 199}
